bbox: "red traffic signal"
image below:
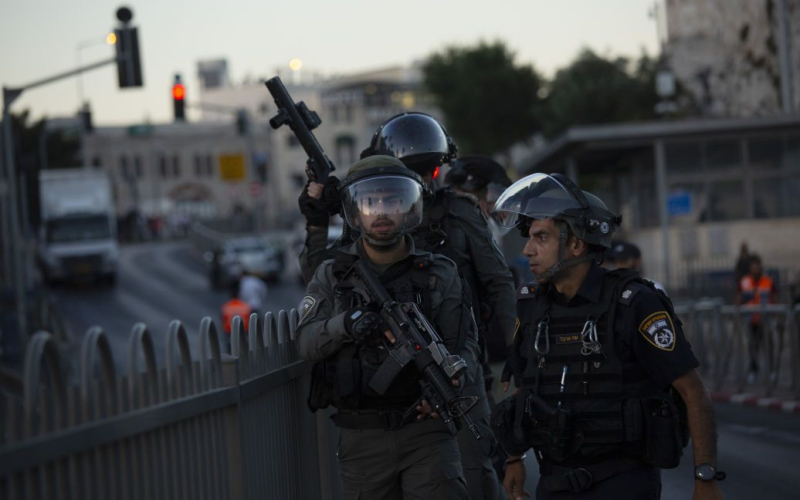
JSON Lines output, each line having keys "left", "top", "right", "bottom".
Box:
{"left": 172, "top": 83, "right": 185, "bottom": 101}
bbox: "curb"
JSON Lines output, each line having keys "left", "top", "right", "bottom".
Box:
{"left": 710, "top": 391, "right": 800, "bottom": 414}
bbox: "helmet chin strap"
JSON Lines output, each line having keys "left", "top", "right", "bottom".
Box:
{"left": 534, "top": 223, "right": 594, "bottom": 282}
{"left": 363, "top": 232, "right": 403, "bottom": 251}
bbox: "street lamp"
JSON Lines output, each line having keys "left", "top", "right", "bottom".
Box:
{"left": 76, "top": 33, "right": 117, "bottom": 107}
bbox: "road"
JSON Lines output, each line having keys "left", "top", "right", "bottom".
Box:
{"left": 49, "top": 240, "right": 306, "bottom": 373}
{"left": 49, "top": 241, "right": 800, "bottom": 499}
{"left": 502, "top": 392, "right": 800, "bottom": 499}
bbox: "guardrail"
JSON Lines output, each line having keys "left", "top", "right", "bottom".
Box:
{"left": 675, "top": 301, "right": 800, "bottom": 399}
{"left": 0, "top": 310, "right": 341, "bottom": 500}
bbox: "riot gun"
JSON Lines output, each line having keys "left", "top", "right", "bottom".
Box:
{"left": 352, "top": 260, "right": 483, "bottom": 440}
{"left": 265, "top": 76, "right": 335, "bottom": 183}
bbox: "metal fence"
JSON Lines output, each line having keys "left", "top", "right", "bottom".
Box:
{"left": 0, "top": 310, "right": 341, "bottom": 500}
{"left": 676, "top": 302, "right": 800, "bottom": 399}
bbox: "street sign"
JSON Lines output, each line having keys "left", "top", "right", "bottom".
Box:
{"left": 218, "top": 154, "right": 246, "bottom": 181}
{"left": 667, "top": 191, "right": 692, "bottom": 216}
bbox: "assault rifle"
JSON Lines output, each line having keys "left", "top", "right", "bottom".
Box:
{"left": 353, "top": 260, "right": 483, "bottom": 440}
{"left": 265, "top": 76, "right": 335, "bottom": 182}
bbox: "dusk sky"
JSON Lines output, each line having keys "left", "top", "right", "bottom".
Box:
{"left": 0, "top": 0, "right": 662, "bottom": 125}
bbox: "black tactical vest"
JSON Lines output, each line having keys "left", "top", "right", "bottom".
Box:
{"left": 307, "top": 251, "right": 437, "bottom": 412}
{"left": 413, "top": 188, "right": 483, "bottom": 324}
{"left": 515, "top": 269, "right": 679, "bottom": 465}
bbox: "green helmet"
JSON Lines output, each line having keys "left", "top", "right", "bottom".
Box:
{"left": 339, "top": 156, "right": 425, "bottom": 248}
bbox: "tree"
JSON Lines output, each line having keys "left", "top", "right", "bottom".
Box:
{"left": 422, "top": 41, "right": 543, "bottom": 158}
{"left": 542, "top": 49, "right": 661, "bottom": 138}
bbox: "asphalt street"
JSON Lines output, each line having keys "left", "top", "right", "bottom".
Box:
{"left": 48, "top": 240, "right": 800, "bottom": 499}
{"left": 493, "top": 382, "right": 800, "bottom": 499}
{"left": 48, "top": 240, "right": 307, "bottom": 374}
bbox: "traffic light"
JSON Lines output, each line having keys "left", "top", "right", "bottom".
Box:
{"left": 173, "top": 74, "right": 186, "bottom": 122}
{"left": 114, "top": 7, "right": 143, "bottom": 88}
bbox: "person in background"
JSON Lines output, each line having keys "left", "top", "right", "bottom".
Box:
{"left": 239, "top": 270, "right": 268, "bottom": 318}
{"left": 221, "top": 276, "right": 252, "bottom": 352}
{"left": 736, "top": 254, "right": 776, "bottom": 384}
{"left": 734, "top": 242, "right": 751, "bottom": 285}
{"left": 605, "top": 240, "right": 666, "bottom": 294}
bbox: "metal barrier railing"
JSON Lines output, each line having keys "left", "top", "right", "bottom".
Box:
{"left": 675, "top": 301, "right": 800, "bottom": 399}
{"left": 0, "top": 310, "right": 340, "bottom": 500}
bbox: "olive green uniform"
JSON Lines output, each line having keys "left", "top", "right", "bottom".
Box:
{"left": 299, "top": 188, "right": 511, "bottom": 500}
{"left": 297, "top": 235, "right": 480, "bottom": 499}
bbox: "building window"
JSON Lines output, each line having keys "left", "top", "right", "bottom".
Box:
{"left": 172, "top": 155, "right": 180, "bottom": 177}
{"left": 703, "top": 180, "right": 745, "bottom": 222}
{"left": 159, "top": 156, "right": 168, "bottom": 178}
{"left": 753, "top": 176, "right": 800, "bottom": 218}
{"left": 706, "top": 140, "right": 741, "bottom": 169}
{"left": 120, "top": 156, "right": 129, "bottom": 178}
{"left": 344, "top": 105, "right": 353, "bottom": 123}
{"left": 206, "top": 155, "right": 214, "bottom": 177}
{"left": 665, "top": 142, "right": 703, "bottom": 174}
{"left": 195, "top": 155, "right": 203, "bottom": 177}
{"left": 335, "top": 135, "right": 356, "bottom": 167}
{"left": 92, "top": 156, "right": 102, "bottom": 168}
{"left": 134, "top": 156, "right": 143, "bottom": 178}
{"left": 749, "top": 137, "right": 784, "bottom": 169}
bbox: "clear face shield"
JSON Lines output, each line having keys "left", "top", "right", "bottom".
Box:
{"left": 491, "top": 173, "right": 582, "bottom": 229}
{"left": 341, "top": 175, "right": 424, "bottom": 243}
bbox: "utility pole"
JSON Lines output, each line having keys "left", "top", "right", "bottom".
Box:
{"left": 777, "top": 0, "right": 796, "bottom": 114}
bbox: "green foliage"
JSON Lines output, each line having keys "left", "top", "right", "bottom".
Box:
{"left": 542, "top": 49, "right": 660, "bottom": 138}
{"left": 422, "top": 41, "right": 543, "bottom": 156}
{"left": 11, "top": 110, "right": 81, "bottom": 169}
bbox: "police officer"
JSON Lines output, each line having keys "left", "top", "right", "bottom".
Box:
{"left": 491, "top": 173, "right": 724, "bottom": 499}
{"left": 296, "top": 155, "right": 474, "bottom": 499}
{"left": 300, "top": 113, "right": 514, "bottom": 500}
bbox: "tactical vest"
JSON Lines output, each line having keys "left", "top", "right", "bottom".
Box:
{"left": 307, "top": 251, "right": 439, "bottom": 412}
{"left": 515, "top": 269, "right": 686, "bottom": 467}
{"left": 413, "top": 188, "right": 484, "bottom": 325}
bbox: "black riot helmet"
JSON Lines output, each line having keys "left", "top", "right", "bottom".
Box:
{"left": 445, "top": 155, "right": 512, "bottom": 204}
{"left": 361, "top": 112, "right": 457, "bottom": 177}
{"left": 493, "top": 172, "right": 621, "bottom": 281}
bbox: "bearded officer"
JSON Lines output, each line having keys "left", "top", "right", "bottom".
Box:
{"left": 296, "top": 155, "right": 480, "bottom": 499}
{"left": 492, "top": 173, "right": 724, "bottom": 499}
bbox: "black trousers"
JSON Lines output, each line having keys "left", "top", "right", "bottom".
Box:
{"left": 535, "top": 465, "right": 662, "bottom": 500}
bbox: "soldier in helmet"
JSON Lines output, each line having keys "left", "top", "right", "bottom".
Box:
{"left": 492, "top": 173, "right": 724, "bottom": 499}
{"left": 299, "top": 113, "right": 513, "bottom": 500}
{"left": 297, "top": 155, "right": 476, "bottom": 499}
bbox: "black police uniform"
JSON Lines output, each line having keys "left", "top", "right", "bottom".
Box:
{"left": 499, "top": 262, "right": 698, "bottom": 499}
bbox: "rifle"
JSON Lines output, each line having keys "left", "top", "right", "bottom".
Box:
{"left": 265, "top": 76, "right": 335, "bottom": 182}
{"left": 352, "top": 260, "right": 483, "bottom": 439}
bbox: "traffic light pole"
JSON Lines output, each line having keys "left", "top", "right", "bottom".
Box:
{"left": 1, "top": 55, "right": 118, "bottom": 343}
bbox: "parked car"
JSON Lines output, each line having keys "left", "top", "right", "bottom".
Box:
{"left": 207, "top": 236, "right": 283, "bottom": 289}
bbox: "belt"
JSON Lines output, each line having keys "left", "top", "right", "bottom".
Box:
{"left": 331, "top": 409, "right": 417, "bottom": 431}
{"left": 539, "top": 457, "right": 643, "bottom": 493}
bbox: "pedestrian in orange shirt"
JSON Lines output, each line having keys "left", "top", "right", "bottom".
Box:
{"left": 737, "top": 255, "right": 776, "bottom": 383}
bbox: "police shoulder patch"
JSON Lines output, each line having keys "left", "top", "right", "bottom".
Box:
{"left": 638, "top": 311, "right": 676, "bottom": 351}
{"left": 517, "top": 282, "right": 538, "bottom": 299}
{"left": 299, "top": 296, "right": 316, "bottom": 320}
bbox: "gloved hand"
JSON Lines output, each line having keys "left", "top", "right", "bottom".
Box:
{"left": 298, "top": 180, "right": 328, "bottom": 227}
{"left": 501, "top": 345, "right": 526, "bottom": 391}
{"left": 344, "top": 307, "right": 390, "bottom": 344}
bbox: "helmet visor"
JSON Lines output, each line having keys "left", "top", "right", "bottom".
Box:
{"left": 491, "top": 173, "right": 582, "bottom": 228}
{"left": 341, "top": 175, "right": 424, "bottom": 236}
